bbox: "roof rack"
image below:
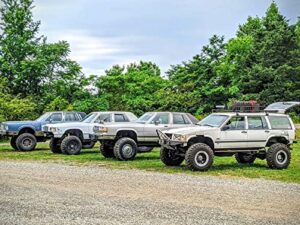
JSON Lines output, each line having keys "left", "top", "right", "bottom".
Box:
{"left": 212, "top": 105, "right": 266, "bottom": 113}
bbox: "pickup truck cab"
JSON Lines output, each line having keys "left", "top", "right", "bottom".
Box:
{"left": 0, "top": 111, "right": 85, "bottom": 151}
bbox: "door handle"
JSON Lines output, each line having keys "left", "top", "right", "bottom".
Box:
{"left": 265, "top": 130, "right": 270, "bottom": 133}
{"left": 164, "top": 125, "right": 168, "bottom": 128}
{"left": 241, "top": 131, "right": 247, "bottom": 134}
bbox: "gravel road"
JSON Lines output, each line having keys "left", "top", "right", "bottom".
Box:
{"left": 0, "top": 161, "right": 299, "bottom": 225}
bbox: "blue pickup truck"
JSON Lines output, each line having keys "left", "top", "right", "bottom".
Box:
{"left": 0, "top": 111, "right": 86, "bottom": 151}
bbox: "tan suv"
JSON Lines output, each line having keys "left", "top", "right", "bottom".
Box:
{"left": 157, "top": 102, "right": 299, "bottom": 171}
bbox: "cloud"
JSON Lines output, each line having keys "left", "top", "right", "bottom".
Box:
{"left": 48, "top": 30, "right": 124, "bottom": 62}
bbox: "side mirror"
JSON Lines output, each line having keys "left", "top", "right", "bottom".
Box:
{"left": 49, "top": 118, "right": 53, "bottom": 123}
{"left": 222, "top": 125, "right": 230, "bottom": 131}
{"left": 154, "top": 121, "right": 160, "bottom": 125}
{"left": 99, "top": 120, "right": 105, "bottom": 124}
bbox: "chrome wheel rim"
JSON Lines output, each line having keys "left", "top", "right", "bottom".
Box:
{"left": 122, "top": 144, "right": 134, "bottom": 158}
{"left": 276, "top": 150, "right": 288, "bottom": 165}
{"left": 194, "top": 151, "right": 209, "bottom": 167}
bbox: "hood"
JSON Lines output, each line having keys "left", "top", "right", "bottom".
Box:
{"left": 164, "top": 125, "right": 218, "bottom": 135}
{"left": 5, "top": 121, "right": 41, "bottom": 126}
{"left": 98, "top": 122, "right": 145, "bottom": 128}
{"left": 46, "top": 122, "right": 85, "bottom": 128}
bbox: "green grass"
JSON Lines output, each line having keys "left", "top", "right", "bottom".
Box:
{"left": 1, "top": 130, "right": 300, "bottom": 183}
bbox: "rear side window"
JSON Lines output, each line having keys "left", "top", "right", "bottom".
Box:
{"left": 173, "top": 114, "right": 191, "bottom": 124}
{"left": 65, "top": 113, "right": 77, "bottom": 122}
{"left": 269, "top": 116, "right": 292, "bottom": 129}
{"left": 114, "top": 114, "right": 129, "bottom": 122}
{"left": 247, "top": 116, "right": 268, "bottom": 129}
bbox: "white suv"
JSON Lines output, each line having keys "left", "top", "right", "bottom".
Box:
{"left": 158, "top": 106, "right": 298, "bottom": 171}
{"left": 43, "top": 112, "right": 137, "bottom": 155}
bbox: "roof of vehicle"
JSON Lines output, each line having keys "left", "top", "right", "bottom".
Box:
{"left": 211, "top": 112, "right": 289, "bottom": 116}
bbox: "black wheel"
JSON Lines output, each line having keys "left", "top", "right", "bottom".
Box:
{"left": 113, "top": 137, "right": 137, "bottom": 161}
{"left": 50, "top": 138, "right": 61, "bottom": 153}
{"left": 160, "top": 147, "right": 184, "bottom": 166}
{"left": 82, "top": 141, "right": 96, "bottom": 149}
{"left": 235, "top": 152, "right": 256, "bottom": 164}
{"left": 15, "top": 133, "right": 37, "bottom": 151}
{"left": 100, "top": 144, "right": 115, "bottom": 158}
{"left": 61, "top": 136, "right": 82, "bottom": 155}
{"left": 10, "top": 136, "right": 18, "bottom": 150}
{"left": 185, "top": 143, "right": 214, "bottom": 171}
{"left": 266, "top": 143, "right": 291, "bottom": 169}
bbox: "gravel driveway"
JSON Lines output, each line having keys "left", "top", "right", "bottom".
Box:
{"left": 0, "top": 161, "right": 299, "bottom": 225}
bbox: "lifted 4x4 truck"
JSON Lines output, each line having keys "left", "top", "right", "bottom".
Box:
{"left": 157, "top": 102, "right": 299, "bottom": 171}
{"left": 93, "top": 112, "right": 198, "bottom": 160}
{"left": 0, "top": 111, "right": 85, "bottom": 151}
{"left": 43, "top": 112, "right": 137, "bottom": 155}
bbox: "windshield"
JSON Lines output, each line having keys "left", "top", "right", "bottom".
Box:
{"left": 36, "top": 112, "right": 51, "bottom": 122}
{"left": 198, "top": 114, "right": 229, "bottom": 127}
{"left": 82, "top": 113, "right": 98, "bottom": 123}
{"left": 265, "top": 102, "right": 300, "bottom": 111}
{"left": 136, "top": 113, "right": 154, "bottom": 124}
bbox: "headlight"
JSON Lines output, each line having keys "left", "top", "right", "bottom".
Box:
{"left": 50, "top": 127, "right": 59, "bottom": 133}
{"left": 173, "top": 134, "right": 187, "bottom": 142}
{"left": 0, "top": 123, "right": 8, "bottom": 131}
{"left": 93, "top": 126, "right": 108, "bottom": 133}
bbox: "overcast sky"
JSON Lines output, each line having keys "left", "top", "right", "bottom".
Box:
{"left": 10, "top": 1, "right": 300, "bottom": 75}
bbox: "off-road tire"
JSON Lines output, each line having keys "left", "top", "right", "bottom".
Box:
{"left": 15, "top": 133, "right": 37, "bottom": 151}
{"left": 50, "top": 138, "right": 61, "bottom": 153}
{"left": 185, "top": 143, "right": 214, "bottom": 171}
{"left": 10, "top": 136, "right": 18, "bottom": 150}
{"left": 100, "top": 144, "right": 115, "bottom": 158}
{"left": 266, "top": 143, "right": 291, "bottom": 169}
{"left": 61, "top": 136, "right": 82, "bottom": 155}
{"left": 160, "top": 147, "right": 184, "bottom": 166}
{"left": 82, "top": 141, "right": 96, "bottom": 149}
{"left": 235, "top": 152, "right": 256, "bottom": 164}
{"left": 113, "top": 137, "right": 137, "bottom": 161}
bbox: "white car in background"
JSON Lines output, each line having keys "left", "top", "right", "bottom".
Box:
{"left": 43, "top": 111, "right": 137, "bottom": 155}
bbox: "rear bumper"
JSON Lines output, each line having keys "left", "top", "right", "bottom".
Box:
{"left": 0, "top": 131, "right": 17, "bottom": 136}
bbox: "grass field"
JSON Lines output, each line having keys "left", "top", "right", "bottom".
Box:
{"left": 0, "top": 130, "right": 299, "bottom": 183}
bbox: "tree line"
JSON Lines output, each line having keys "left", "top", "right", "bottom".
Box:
{"left": 0, "top": 0, "right": 299, "bottom": 121}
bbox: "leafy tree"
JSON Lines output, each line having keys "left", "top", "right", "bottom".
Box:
{"left": 0, "top": 0, "right": 83, "bottom": 98}
{"left": 97, "top": 61, "right": 167, "bottom": 116}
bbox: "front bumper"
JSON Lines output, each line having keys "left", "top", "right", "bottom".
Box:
{"left": 89, "top": 134, "right": 99, "bottom": 141}
{"left": 0, "top": 130, "right": 17, "bottom": 136}
{"left": 157, "top": 130, "right": 185, "bottom": 149}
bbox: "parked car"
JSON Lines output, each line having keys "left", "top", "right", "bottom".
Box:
{"left": 93, "top": 112, "right": 198, "bottom": 160}
{"left": 0, "top": 111, "right": 86, "bottom": 151}
{"left": 157, "top": 102, "right": 299, "bottom": 171}
{"left": 43, "top": 111, "right": 138, "bottom": 155}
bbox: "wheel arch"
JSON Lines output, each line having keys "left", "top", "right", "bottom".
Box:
{"left": 18, "top": 126, "right": 35, "bottom": 135}
{"left": 187, "top": 135, "right": 214, "bottom": 150}
{"left": 115, "top": 129, "right": 138, "bottom": 141}
{"left": 266, "top": 136, "right": 289, "bottom": 147}
{"left": 63, "top": 129, "right": 84, "bottom": 141}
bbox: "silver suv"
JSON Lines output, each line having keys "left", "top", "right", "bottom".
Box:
{"left": 158, "top": 102, "right": 299, "bottom": 171}
{"left": 93, "top": 112, "right": 198, "bottom": 160}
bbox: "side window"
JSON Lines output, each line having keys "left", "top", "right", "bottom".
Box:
{"left": 114, "top": 114, "right": 129, "bottom": 122}
{"left": 183, "top": 115, "right": 191, "bottom": 124}
{"left": 48, "top": 113, "right": 62, "bottom": 122}
{"left": 65, "top": 113, "right": 77, "bottom": 122}
{"left": 226, "top": 116, "right": 245, "bottom": 130}
{"left": 95, "top": 114, "right": 111, "bottom": 123}
{"left": 248, "top": 116, "right": 268, "bottom": 129}
{"left": 173, "top": 114, "right": 185, "bottom": 124}
{"left": 151, "top": 113, "right": 169, "bottom": 124}
{"left": 269, "top": 116, "right": 292, "bottom": 129}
